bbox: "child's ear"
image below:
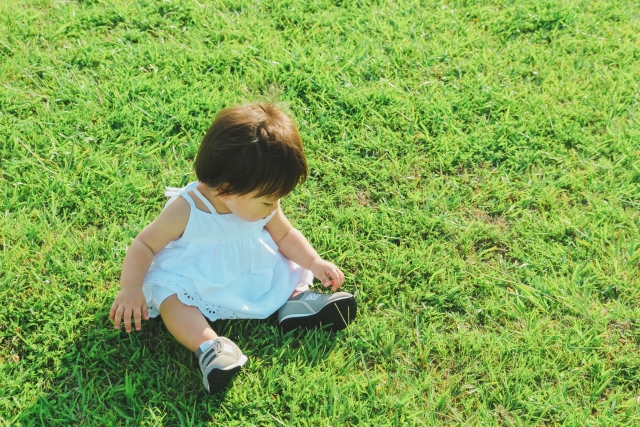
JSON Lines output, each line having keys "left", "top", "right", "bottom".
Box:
{"left": 216, "top": 184, "right": 231, "bottom": 201}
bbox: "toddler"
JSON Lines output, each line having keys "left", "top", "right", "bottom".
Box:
{"left": 109, "top": 103, "right": 356, "bottom": 393}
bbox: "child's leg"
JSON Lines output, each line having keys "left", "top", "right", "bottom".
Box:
{"left": 159, "top": 294, "right": 218, "bottom": 351}
{"left": 159, "top": 294, "right": 247, "bottom": 394}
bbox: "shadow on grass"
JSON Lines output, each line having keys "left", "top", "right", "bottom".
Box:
{"left": 16, "top": 311, "right": 342, "bottom": 425}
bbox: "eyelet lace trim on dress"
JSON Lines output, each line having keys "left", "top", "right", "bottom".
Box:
{"left": 143, "top": 273, "right": 312, "bottom": 322}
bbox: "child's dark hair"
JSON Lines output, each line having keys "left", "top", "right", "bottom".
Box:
{"left": 194, "top": 103, "right": 308, "bottom": 198}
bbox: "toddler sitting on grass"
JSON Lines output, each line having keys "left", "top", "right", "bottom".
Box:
{"left": 109, "top": 103, "right": 357, "bottom": 393}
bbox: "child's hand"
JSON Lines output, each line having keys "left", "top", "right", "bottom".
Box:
{"left": 309, "top": 259, "right": 345, "bottom": 292}
{"left": 109, "top": 288, "right": 149, "bottom": 333}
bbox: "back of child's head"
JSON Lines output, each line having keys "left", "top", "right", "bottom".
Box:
{"left": 194, "top": 103, "right": 308, "bottom": 198}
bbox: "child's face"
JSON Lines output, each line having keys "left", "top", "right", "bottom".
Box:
{"left": 218, "top": 191, "right": 279, "bottom": 222}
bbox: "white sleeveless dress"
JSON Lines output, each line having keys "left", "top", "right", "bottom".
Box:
{"left": 142, "top": 181, "right": 313, "bottom": 321}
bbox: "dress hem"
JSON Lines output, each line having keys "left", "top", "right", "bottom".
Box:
{"left": 143, "top": 272, "right": 313, "bottom": 322}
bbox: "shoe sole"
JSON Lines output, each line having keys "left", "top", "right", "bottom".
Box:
{"left": 279, "top": 296, "right": 357, "bottom": 333}
{"left": 206, "top": 355, "right": 248, "bottom": 394}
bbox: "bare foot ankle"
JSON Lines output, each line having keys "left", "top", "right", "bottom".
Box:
{"left": 289, "top": 290, "right": 301, "bottom": 299}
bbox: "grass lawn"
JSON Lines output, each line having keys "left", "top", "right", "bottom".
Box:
{"left": 2, "top": 0, "right": 640, "bottom": 425}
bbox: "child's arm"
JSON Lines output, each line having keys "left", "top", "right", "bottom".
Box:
{"left": 265, "top": 206, "right": 345, "bottom": 291}
{"left": 109, "top": 197, "right": 191, "bottom": 332}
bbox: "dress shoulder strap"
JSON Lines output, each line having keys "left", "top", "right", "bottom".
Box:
{"left": 164, "top": 186, "right": 183, "bottom": 198}
{"left": 180, "top": 192, "right": 197, "bottom": 207}
{"left": 191, "top": 188, "right": 217, "bottom": 214}
{"left": 163, "top": 181, "right": 199, "bottom": 210}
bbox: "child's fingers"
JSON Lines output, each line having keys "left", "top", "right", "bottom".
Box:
{"left": 133, "top": 308, "right": 142, "bottom": 331}
{"left": 328, "top": 268, "right": 344, "bottom": 291}
{"left": 330, "top": 270, "right": 341, "bottom": 289}
{"left": 113, "top": 306, "right": 124, "bottom": 330}
{"left": 124, "top": 308, "right": 132, "bottom": 333}
{"left": 109, "top": 303, "right": 117, "bottom": 322}
{"left": 329, "top": 271, "right": 338, "bottom": 292}
{"left": 141, "top": 296, "right": 149, "bottom": 320}
{"left": 317, "top": 270, "right": 330, "bottom": 287}
{"left": 327, "top": 271, "right": 336, "bottom": 290}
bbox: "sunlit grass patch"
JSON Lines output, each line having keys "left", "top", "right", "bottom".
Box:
{"left": 1, "top": 0, "right": 640, "bottom": 425}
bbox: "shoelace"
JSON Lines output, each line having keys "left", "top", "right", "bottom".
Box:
{"left": 198, "top": 340, "right": 227, "bottom": 372}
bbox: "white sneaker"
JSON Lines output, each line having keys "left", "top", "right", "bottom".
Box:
{"left": 277, "top": 291, "right": 357, "bottom": 333}
{"left": 197, "top": 337, "right": 248, "bottom": 394}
